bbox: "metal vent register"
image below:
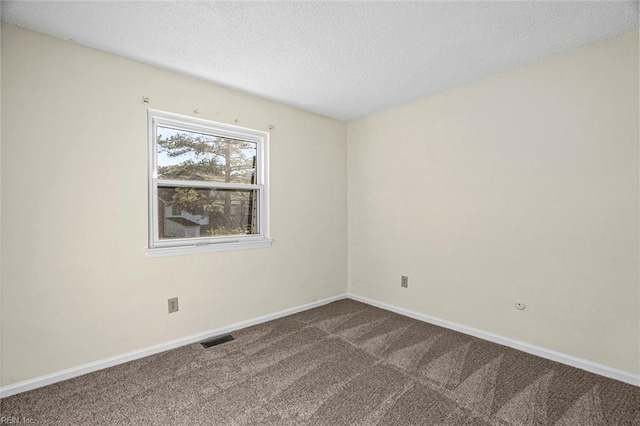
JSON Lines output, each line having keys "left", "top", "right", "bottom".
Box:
{"left": 201, "top": 334, "right": 235, "bottom": 348}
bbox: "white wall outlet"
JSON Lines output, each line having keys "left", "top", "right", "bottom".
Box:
{"left": 168, "top": 297, "right": 179, "bottom": 313}
{"left": 514, "top": 301, "right": 526, "bottom": 310}
{"left": 401, "top": 276, "right": 408, "bottom": 288}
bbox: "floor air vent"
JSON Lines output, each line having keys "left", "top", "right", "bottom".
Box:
{"left": 201, "top": 334, "right": 235, "bottom": 348}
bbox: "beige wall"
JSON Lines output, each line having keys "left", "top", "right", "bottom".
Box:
{"left": 348, "top": 31, "right": 639, "bottom": 373}
{"left": 0, "top": 18, "right": 3, "bottom": 388}
{"left": 1, "top": 24, "right": 347, "bottom": 386}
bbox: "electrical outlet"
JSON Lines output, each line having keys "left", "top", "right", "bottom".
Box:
{"left": 401, "top": 276, "right": 409, "bottom": 288}
{"left": 168, "top": 297, "right": 179, "bottom": 313}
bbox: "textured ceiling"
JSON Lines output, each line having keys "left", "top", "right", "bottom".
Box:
{"left": 2, "top": 1, "right": 638, "bottom": 121}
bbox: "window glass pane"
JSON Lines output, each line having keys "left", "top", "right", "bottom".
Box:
{"left": 157, "top": 127, "right": 257, "bottom": 184}
{"left": 158, "top": 186, "right": 258, "bottom": 239}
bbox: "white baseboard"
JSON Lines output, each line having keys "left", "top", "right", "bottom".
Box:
{"left": 0, "top": 293, "right": 348, "bottom": 398}
{"left": 348, "top": 293, "right": 639, "bottom": 387}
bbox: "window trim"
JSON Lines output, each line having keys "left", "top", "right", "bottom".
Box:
{"left": 145, "top": 109, "right": 272, "bottom": 258}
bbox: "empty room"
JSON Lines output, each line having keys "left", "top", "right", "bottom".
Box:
{"left": 1, "top": 1, "right": 639, "bottom": 425}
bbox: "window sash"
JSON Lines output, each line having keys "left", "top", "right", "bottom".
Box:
{"left": 151, "top": 185, "right": 265, "bottom": 248}
{"left": 155, "top": 179, "right": 262, "bottom": 191}
{"left": 149, "top": 111, "right": 266, "bottom": 187}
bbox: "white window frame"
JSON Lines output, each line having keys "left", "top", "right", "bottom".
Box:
{"left": 146, "top": 109, "right": 272, "bottom": 258}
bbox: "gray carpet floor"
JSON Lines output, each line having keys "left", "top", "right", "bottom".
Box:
{"left": 1, "top": 299, "right": 639, "bottom": 425}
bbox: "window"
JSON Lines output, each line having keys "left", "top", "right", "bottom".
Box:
{"left": 146, "top": 109, "right": 272, "bottom": 257}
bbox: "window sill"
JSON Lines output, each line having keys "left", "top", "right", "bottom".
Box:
{"left": 146, "top": 238, "right": 273, "bottom": 258}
